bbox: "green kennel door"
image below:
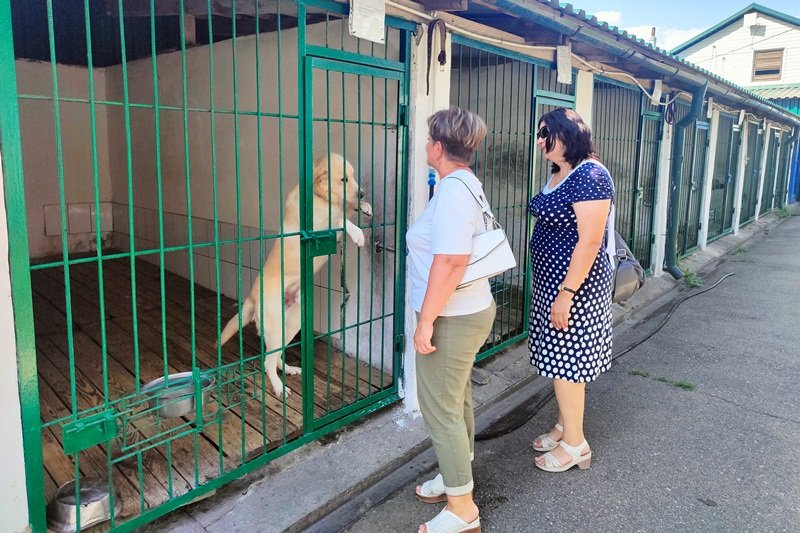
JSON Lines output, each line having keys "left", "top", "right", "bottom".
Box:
{"left": 301, "top": 49, "right": 408, "bottom": 431}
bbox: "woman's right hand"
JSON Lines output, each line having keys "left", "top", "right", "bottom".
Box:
{"left": 414, "top": 319, "right": 437, "bottom": 354}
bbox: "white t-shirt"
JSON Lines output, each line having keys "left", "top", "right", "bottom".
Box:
{"left": 406, "top": 169, "right": 495, "bottom": 317}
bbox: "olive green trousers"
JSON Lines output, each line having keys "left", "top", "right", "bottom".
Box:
{"left": 416, "top": 301, "right": 496, "bottom": 496}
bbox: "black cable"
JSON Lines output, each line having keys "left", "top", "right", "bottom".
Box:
{"left": 474, "top": 272, "right": 736, "bottom": 441}
{"left": 612, "top": 273, "right": 735, "bottom": 360}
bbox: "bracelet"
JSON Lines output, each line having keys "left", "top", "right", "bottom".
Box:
{"left": 558, "top": 283, "right": 577, "bottom": 295}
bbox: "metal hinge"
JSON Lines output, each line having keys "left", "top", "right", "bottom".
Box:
{"left": 394, "top": 334, "right": 405, "bottom": 354}
{"left": 398, "top": 104, "right": 408, "bottom": 126}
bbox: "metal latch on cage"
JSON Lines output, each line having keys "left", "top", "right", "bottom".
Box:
{"left": 62, "top": 410, "right": 119, "bottom": 455}
{"left": 301, "top": 230, "right": 338, "bottom": 257}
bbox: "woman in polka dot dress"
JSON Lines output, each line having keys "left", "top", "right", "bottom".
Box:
{"left": 527, "top": 108, "right": 614, "bottom": 473}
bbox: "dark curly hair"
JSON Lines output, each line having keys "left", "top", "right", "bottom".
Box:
{"left": 538, "top": 108, "right": 600, "bottom": 173}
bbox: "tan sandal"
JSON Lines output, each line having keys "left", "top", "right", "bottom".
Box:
{"left": 535, "top": 439, "right": 592, "bottom": 472}
{"left": 419, "top": 508, "right": 481, "bottom": 533}
{"left": 415, "top": 473, "right": 448, "bottom": 504}
{"left": 531, "top": 422, "right": 563, "bottom": 452}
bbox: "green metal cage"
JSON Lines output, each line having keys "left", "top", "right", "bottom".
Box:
{"left": 707, "top": 112, "right": 740, "bottom": 242}
{"left": 592, "top": 77, "right": 662, "bottom": 269}
{"left": 449, "top": 36, "right": 574, "bottom": 362}
{"left": 0, "top": 0, "right": 411, "bottom": 530}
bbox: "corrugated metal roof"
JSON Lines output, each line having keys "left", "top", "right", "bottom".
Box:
{"left": 521, "top": 0, "right": 800, "bottom": 123}
{"left": 749, "top": 84, "right": 800, "bottom": 99}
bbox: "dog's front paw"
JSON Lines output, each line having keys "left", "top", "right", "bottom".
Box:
{"left": 360, "top": 202, "right": 373, "bottom": 217}
{"left": 350, "top": 227, "right": 366, "bottom": 247}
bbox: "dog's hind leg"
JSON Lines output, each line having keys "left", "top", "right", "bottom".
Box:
{"left": 280, "top": 302, "right": 303, "bottom": 377}
{"left": 218, "top": 299, "right": 255, "bottom": 348}
{"left": 261, "top": 295, "right": 302, "bottom": 397}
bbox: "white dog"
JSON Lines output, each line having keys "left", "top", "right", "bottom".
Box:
{"left": 218, "top": 154, "right": 372, "bottom": 397}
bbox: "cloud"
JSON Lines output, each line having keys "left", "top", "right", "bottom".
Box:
{"left": 624, "top": 25, "right": 705, "bottom": 51}
{"left": 594, "top": 11, "right": 623, "bottom": 26}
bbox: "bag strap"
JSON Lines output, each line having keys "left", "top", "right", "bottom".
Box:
{"left": 601, "top": 165, "right": 621, "bottom": 266}
{"left": 606, "top": 203, "right": 616, "bottom": 265}
{"left": 444, "top": 175, "right": 498, "bottom": 231}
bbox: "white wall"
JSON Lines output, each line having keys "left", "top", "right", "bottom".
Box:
{"left": 401, "top": 23, "right": 451, "bottom": 411}
{"left": 16, "top": 61, "right": 113, "bottom": 259}
{"left": 0, "top": 149, "right": 32, "bottom": 532}
{"left": 103, "top": 19, "right": 400, "bottom": 370}
{"left": 680, "top": 12, "right": 800, "bottom": 87}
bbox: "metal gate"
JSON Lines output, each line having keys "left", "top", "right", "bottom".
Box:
{"left": 775, "top": 131, "right": 792, "bottom": 209}
{"left": 533, "top": 66, "right": 576, "bottom": 193}
{"left": 592, "top": 77, "right": 661, "bottom": 268}
{"left": 707, "top": 113, "right": 740, "bottom": 241}
{"left": 740, "top": 122, "right": 763, "bottom": 225}
{"left": 760, "top": 129, "right": 780, "bottom": 215}
{"left": 1, "top": 0, "right": 410, "bottom": 530}
{"left": 302, "top": 41, "right": 409, "bottom": 429}
{"left": 450, "top": 38, "right": 573, "bottom": 361}
{"left": 674, "top": 99, "right": 709, "bottom": 257}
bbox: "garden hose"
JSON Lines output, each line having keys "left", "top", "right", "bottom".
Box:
{"left": 474, "top": 273, "right": 736, "bottom": 441}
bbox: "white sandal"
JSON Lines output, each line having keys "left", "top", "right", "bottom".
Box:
{"left": 531, "top": 422, "right": 563, "bottom": 452}
{"left": 415, "top": 473, "right": 448, "bottom": 504}
{"left": 419, "top": 508, "right": 481, "bottom": 533}
{"left": 535, "top": 439, "right": 592, "bottom": 472}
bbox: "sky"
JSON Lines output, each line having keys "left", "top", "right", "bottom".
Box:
{"left": 560, "top": 1, "right": 800, "bottom": 51}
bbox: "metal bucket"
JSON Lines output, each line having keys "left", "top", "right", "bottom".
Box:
{"left": 140, "top": 372, "right": 215, "bottom": 418}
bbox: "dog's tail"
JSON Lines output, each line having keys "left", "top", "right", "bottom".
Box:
{"left": 217, "top": 298, "right": 256, "bottom": 348}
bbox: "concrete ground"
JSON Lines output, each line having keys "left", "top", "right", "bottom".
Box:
{"left": 343, "top": 214, "right": 800, "bottom": 533}
{"left": 142, "top": 211, "right": 799, "bottom": 533}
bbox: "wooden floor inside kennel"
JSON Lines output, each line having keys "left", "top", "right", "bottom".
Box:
{"left": 31, "top": 255, "right": 392, "bottom": 518}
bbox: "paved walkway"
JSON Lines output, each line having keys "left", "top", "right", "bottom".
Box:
{"left": 344, "top": 214, "right": 800, "bottom": 532}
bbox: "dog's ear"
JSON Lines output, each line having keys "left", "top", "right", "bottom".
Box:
{"left": 312, "top": 157, "right": 329, "bottom": 184}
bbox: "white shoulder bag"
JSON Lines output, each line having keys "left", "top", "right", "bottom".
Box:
{"left": 447, "top": 177, "right": 517, "bottom": 289}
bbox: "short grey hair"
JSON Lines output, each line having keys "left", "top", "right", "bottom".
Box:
{"left": 427, "top": 106, "right": 487, "bottom": 163}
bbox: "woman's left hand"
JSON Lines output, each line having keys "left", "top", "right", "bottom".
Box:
{"left": 550, "top": 292, "right": 573, "bottom": 331}
{"left": 414, "top": 319, "right": 437, "bottom": 354}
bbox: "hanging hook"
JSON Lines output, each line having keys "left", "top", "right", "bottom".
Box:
{"left": 426, "top": 18, "right": 447, "bottom": 96}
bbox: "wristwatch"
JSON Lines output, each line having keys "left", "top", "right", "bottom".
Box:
{"left": 558, "top": 283, "right": 577, "bottom": 295}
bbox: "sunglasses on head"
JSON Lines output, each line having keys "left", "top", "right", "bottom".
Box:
{"left": 536, "top": 126, "right": 549, "bottom": 139}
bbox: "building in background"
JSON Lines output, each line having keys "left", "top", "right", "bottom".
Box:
{"left": 671, "top": 3, "right": 800, "bottom": 200}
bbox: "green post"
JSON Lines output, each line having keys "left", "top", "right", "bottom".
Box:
{"left": 0, "top": 0, "right": 46, "bottom": 530}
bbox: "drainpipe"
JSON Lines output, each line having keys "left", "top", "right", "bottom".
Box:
{"left": 664, "top": 82, "right": 708, "bottom": 279}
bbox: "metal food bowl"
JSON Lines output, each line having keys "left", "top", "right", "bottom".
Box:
{"left": 47, "top": 478, "right": 120, "bottom": 532}
{"left": 140, "top": 372, "right": 216, "bottom": 418}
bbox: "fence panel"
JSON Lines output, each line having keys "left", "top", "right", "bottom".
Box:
{"left": 450, "top": 39, "right": 550, "bottom": 360}
{"left": 3, "top": 0, "right": 409, "bottom": 529}
{"left": 740, "top": 123, "right": 762, "bottom": 224}
{"left": 708, "top": 113, "right": 738, "bottom": 240}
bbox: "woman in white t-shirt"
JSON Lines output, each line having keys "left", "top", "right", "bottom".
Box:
{"left": 407, "top": 107, "right": 496, "bottom": 533}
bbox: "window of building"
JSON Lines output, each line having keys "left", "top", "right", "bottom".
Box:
{"left": 752, "top": 49, "right": 784, "bottom": 81}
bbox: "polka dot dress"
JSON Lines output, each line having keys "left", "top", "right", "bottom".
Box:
{"left": 527, "top": 161, "right": 614, "bottom": 383}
